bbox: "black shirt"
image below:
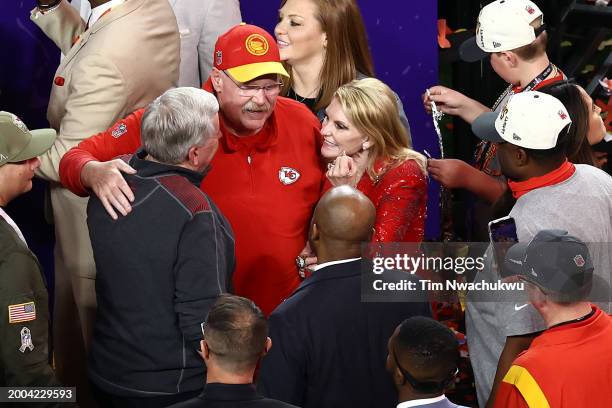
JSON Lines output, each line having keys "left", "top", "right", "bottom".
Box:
{"left": 167, "top": 383, "right": 298, "bottom": 408}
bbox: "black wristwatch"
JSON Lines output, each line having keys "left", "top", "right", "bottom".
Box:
{"left": 37, "top": 0, "right": 61, "bottom": 11}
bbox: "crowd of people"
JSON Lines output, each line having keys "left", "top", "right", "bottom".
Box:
{"left": 1, "top": 0, "right": 611, "bottom": 407}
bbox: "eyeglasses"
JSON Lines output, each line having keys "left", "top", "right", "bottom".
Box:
{"left": 223, "top": 71, "right": 283, "bottom": 97}
{"left": 392, "top": 347, "right": 458, "bottom": 394}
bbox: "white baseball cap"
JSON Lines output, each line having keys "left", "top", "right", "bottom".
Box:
{"left": 460, "top": 0, "right": 544, "bottom": 62}
{"left": 471, "top": 91, "right": 572, "bottom": 150}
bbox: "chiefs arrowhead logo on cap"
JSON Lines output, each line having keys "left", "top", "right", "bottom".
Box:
{"left": 278, "top": 167, "right": 300, "bottom": 185}
{"left": 526, "top": 5, "right": 535, "bottom": 14}
{"left": 573, "top": 255, "right": 585, "bottom": 267}
{"left": 499, "top": 106, "right": 510, "bottom": 134}
{"left": 558, "top": 110, "right": 568, "bottom": 120}
{"left": 245, "top": 34, "right": 269, "bottom": 56}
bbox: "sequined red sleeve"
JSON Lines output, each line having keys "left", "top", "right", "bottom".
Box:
{"left": 358, "top": 160, "right": 428, "bottom": 243}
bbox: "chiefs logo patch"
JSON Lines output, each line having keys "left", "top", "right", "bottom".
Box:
{"left": 279, "top": 167, "right": 300, "bottom": 185}
{"left": 245, "top": 34, "right": 269, "bottom": 56}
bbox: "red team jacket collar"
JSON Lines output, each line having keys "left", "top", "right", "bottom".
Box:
{"left": 507, "top": 160, "right": 576, "bottom": 199}
{"left": 531, "top": 306, "right": 605, "bottom": 347}
{"left": 219, "top": 112, "right": 278, "bottom": 152}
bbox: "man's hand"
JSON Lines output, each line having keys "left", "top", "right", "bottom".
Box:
{"left": 428, "top": 158, "right": 506, "bottom": 203}
{"left": 81, "top": 160, "right": 136, "bottom": 220}
{"left": 427, "top": 159, "right": 472, "bottom": 189}
{"left": 298, "top": 242, "right": 318, "bottom": 272}
{"left": 423, "top": 85, "right": 490, "bottom": 124}
{"left": 594, "top": 151, "right": 609, "bottom": 169}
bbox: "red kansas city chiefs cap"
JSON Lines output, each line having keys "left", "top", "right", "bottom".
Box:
{"left": 213, "top": 23, "right": 289, "bottom": 83}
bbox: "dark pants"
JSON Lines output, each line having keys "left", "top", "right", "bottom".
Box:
{"left": 91, "top": 383, "right": 200, "bottom": 408}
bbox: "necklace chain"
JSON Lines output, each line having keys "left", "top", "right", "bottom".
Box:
{"left": 291, "top": 86, "right": 319, "bottom": 103}
{"left": 492, "top": 63, "right": 556, "bottom": 111}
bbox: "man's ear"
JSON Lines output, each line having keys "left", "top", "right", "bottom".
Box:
{"left": 187, "top": 145, "right": 200, "bottom": 167}
{"left": 210, "top": 68, "right": 223, "bottom": 93}
{"left": 504, "top": 51, "right": 520, "bottom": 68}
{"left": 529, "top": 284, "right": 548, "bottom": 310}
{"left": 311, "top": 223, "right": 320, "bottom": 243}
{"left": 393, "top": 366, "right": 406, "bottom": 386}
{"left": 262, "top": 337, "right": 272, "bottom": 357}
{"left": 515, "top": 146, "right": 529, "bottom": 167}
{"left": 200, "top": 340, "right": 211, "bottom": 360}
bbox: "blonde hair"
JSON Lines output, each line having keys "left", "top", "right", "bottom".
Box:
{"left": 334, "top": 78, "right": 427, "bottom": 180}
{"left": 280, "top": 0, "right": 374, "bottom": 112}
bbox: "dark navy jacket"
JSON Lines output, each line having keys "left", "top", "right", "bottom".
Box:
{"left": 87, "top": 150, "right": 235, "bottom": 397}
{"left": 258, "top": 259, "right": 431, "bottom": 408}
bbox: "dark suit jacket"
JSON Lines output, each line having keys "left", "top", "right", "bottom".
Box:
{"left": 167, "top": 383, "right": 298, "bottom": 408}
{"left": 258, "top": 259, "right": 432, "bottom": 408}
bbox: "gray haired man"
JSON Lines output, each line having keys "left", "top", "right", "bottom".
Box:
{"left": 86, "top": 87, "right": 235, "bottom": 407}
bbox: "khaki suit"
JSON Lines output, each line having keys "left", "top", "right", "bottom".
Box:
{"left": 168, "top": 0, "right": 241, "bottom": 87}
{"left": 30, "top": 0, "right": 179, "bottom": 394}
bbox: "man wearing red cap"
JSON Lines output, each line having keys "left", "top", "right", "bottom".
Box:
{"left": 59, "top": 23, "right": 324, "bottom": 315}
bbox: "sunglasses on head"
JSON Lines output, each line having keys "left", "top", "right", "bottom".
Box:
{"left": 392, "top": 347, "right": 458, "bottom": 394}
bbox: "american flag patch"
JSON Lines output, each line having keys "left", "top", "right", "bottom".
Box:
{"left": 8, "top": 302, "right": 36, "bottom": 324}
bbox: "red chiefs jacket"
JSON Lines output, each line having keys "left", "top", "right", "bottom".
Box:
{"left": 60, "top": 97, "right": 324, "bottom": 315}
{"left": 494, "top": 306, "right": 612, "bottom": 408}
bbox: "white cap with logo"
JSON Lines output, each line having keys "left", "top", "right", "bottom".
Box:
{"left": 460, "top": 0, "right": 544, "bottom": 62}
{"left": 471, "top": 91, "right": 572, "bottom": 150}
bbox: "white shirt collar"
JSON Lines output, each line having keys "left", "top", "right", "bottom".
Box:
{"left": 397, "top": 395, "right": 447, "bottom": 408}
{"left": 88, "top": 0, "right": 125, "bottom": 27}
{"left": 312, "top": 257, "right": 361, "bottom": 272}
{"left": 0, "top": 207, "right": 27, "bottom": 246}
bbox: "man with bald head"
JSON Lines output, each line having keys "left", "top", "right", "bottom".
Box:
{"left": 258, "top": 186, "right": 432, "bottom": 408}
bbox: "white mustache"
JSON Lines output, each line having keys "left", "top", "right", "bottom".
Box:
{"left": 243, "top": 102, "right": 270, "bottom": 113}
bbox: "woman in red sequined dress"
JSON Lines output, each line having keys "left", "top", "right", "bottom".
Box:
{"left": 322, "top": 78, "right": 428, "bottom": 242}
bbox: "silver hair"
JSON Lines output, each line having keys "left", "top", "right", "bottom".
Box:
{"left": 141, "top": 87, "right": 219, "bottom": 164}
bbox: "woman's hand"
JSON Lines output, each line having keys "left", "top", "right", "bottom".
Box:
{"left": 326, "top": 150, "right": 367, "bottom": 187}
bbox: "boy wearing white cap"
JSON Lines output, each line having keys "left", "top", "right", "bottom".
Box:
{"left": 0, "top": 112, "right": 61, "bottom": 389}
{"left": 423, "top": 0, "right": 565, "bottom": 238}
{"left": 466, "top": 92, "right": 612, "bottom": 407}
